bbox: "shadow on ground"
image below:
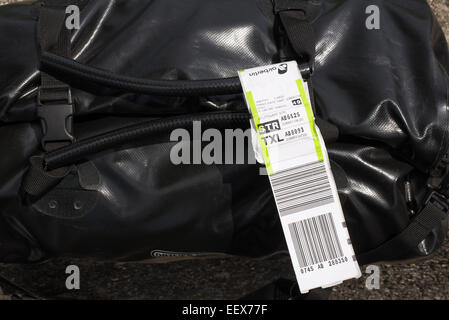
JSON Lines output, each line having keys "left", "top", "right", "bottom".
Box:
{"left": 0, "top": 237, "right": 448, "bottom": 300}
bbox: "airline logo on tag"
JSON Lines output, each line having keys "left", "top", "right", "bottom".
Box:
{"left": 239, "top": 61, "right": 361, "bottom": 293}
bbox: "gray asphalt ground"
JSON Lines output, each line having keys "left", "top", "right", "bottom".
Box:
{"left": 0, "top": 0, "right": 448, "bottom": 300}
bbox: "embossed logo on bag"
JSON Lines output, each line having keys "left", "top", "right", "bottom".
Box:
{"left": 151, "top": 250, "right": 201, "bottom": 258}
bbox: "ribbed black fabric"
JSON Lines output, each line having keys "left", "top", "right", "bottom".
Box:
{"left": 38, "top": 6, "right": 71, "bottom": 103}
{"left": 273, "top": 0, "right": 316, "bottom": 71}
{"left": 22, "top": 156, "right": 71, "bottom": 197}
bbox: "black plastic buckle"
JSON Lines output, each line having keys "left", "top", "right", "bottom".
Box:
{"left": 425, "top": 191, "right": 449, "bottom": 215}
{"left": 37, "top": 87, "right": 74, "bottom": 150}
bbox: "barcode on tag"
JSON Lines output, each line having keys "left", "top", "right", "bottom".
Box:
{"left": 238, "top": 61, "right": 361, "bottom": 293}
{"left": 271, "top": 162, "right": 334, "bottom": 216}
{"left": 288, "top": 212, "right": 343, "bottom": 268}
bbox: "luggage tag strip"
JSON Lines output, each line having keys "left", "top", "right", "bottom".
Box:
{"left": 238, "top": 61, "right": 361, "bottom": 293}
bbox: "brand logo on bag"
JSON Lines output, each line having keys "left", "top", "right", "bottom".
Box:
{"left": 151, "top": 250, "right": 201, "bottom": 258}
{"left": 278, "top": 63, "right": 288, "bottom": 74}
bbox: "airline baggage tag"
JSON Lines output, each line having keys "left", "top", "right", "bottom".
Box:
{"left": 238, "top": 61, "right": 361, "bottom": 293}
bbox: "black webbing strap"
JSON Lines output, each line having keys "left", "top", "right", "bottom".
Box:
{"left": 358, "top": 150, "right": 449, "bottom": 265}
{"left": 273, "top": 0, "right": 317, "bottom": 78}
{"left": 23, "top": 156, "right": 71, "bottom": 197}
{"left": 357, "top": 196, "right": 448, "bottom": 265}
{"left": 37, "top": 1, "right": 75, "bottom": 151}
{"left": 38, "top": 3, "right": 71, "bottom": 101}
{"left": 273, "top": 0, "right": 320, "bottom": 115}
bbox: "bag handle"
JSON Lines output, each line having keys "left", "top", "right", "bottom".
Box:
{"left": 39, "top": 0, "right": 319, "bottom": 98}
{"left": 36, "top": 0, "right": 320, "bottom": 150}
{"left": 40, "top": 51, "right": 243, "bottom": 97}
{"left": 22, "top": 111, "right": 339, "bottom": 197}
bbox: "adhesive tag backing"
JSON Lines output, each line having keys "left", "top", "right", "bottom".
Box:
{"left": 238, "top": 61, "right": 361, "bottom": 293}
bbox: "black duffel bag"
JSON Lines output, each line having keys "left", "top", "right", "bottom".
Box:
{"left": 0, "top": 0, "right": 448, "bottom": 268}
